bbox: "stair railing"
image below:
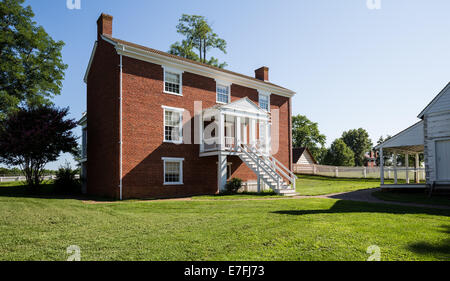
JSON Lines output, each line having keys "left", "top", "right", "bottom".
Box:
{"left": 249, "top": 145, "right": 297, "bottom": 190}
{"left": 240, "top": 144, "right": 282, "bottom": 190}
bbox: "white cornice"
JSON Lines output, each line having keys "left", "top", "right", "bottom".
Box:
{"left": 99, "top": 35, "right": 296, "bottom": 98}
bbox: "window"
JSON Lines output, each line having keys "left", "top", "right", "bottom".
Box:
{"left": 216, "top": 84, "right": 230, "bottom": 104}
{"left": 81, "top": 128, "right": 87, "bottom": 159}
{"left": 163, "top": 158, "right": 184, "bottom": 185}
{"left": 163, "top": 67, "right": 183, "bottom": 95}
{"left": 259, "top": 92, "right": 270, "bottom": 111}
{"left": 163, "top": 106, "right": 184, "bottom": 143}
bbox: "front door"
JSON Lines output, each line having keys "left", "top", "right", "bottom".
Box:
{"left": 436, "top": 139, "right": 450, "bottom": 181}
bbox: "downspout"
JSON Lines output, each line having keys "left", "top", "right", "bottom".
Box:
{"left": 119, "top": 51, "right": 123, "bottom": 200}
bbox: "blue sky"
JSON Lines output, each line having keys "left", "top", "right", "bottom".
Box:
{"left": 20, "top": 0, "right": 450, "bottom": 169}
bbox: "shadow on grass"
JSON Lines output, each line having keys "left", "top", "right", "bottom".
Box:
{"left": 0, "top": 182, "right": 112, "bottom": 202}
{"left": 407, "top": 225, "right": 450, "bottom": 257}
{"left": 272, "top": 200, "right": 450, "bottom": 217}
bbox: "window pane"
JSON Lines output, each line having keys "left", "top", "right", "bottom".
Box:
{"left": 164, "top": 110, "right": 181, "bottom": 141}
{"left": 259, "top": 95, "right": 269, "bottom": 111}
{"left": 165, "top": 71, "right": 181, "bottom": 94}
{"left": 217, "top": 85, "right": 229, "bottom": 103}
{"left": 165, "top": 161, "right": 181, "bottom": 183}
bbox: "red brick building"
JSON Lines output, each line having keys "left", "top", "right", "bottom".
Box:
{"left": 79, "top": 14, "right": 297, "bottom": 200}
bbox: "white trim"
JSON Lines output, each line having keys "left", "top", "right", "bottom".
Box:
{"left": 119, "top": 54, "right": 123, "bottom": 200}
{"left": 163, "top": 66, "right": 183, "bottom": 96}
{"left": 163, "top": 106, "right": 184, "bottom": 144}
{"left": 162, "top": 157, "right": 184, "bottom": 185}
{"left": 102, "top": 36, "right": 296, "bottom": 98}
{"left": 83, "top": 41, "right": 98, "bottom": 83}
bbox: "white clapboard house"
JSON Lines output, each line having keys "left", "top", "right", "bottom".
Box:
{"left": 376, "top": 82, "right": 450, "bottom": 189}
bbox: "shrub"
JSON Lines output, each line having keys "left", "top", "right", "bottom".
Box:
{"left": 225, "top": 178, "right": 243, "bottom": 194}
{"left": 54, "top": 163, "right": 80, "bottom": 194}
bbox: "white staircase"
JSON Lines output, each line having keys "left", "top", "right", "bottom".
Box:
{"left": 238, "top": 144, "right": 298, "bottom": 196}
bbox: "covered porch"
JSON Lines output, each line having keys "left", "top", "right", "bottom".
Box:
{"left": 199, "top": 98, "right": 271, "bottom": 157}
{"left": 375, "top": 121, "right": 427, "bottom": 189}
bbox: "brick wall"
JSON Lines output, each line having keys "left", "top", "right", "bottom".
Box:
{"left": 89, "top": 39, "right": 292, "bottom": 199}
{"left": 86, "top": 39, "right": 120, "bottom": 199}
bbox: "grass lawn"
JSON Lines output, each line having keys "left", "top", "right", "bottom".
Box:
{"left": 373, "top": 191, "right": 450, "bottom": 207}
{"left": 0, "top": 182, "right": 449, "bottom": 261}
{"left": 296, "top": 175, "right": 388, "bottom": 196}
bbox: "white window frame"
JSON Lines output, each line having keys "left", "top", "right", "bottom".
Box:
{"left": 163, "top": 66, "right": 184, "bottom": 96}
{"left": 162, "top": 105, "right": 184, "bottom": 144}
{"left": 258, "top": 90, "right": 271, "bottom": 112}
{"left": 215, "top": 79, "right": 232, "bottom": 104}
{"left": 162, "top": 157, "right": 184, "bottom": 185}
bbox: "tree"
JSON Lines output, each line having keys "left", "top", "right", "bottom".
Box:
{"left": 292, "top": 115, "right": 326, "bottom": 162}
{"left": 0, "top": 0, "right": 67, "bottom": 118}
{"left": 169, "top": 14, "right": 227, "bottom": 68}
{"left": 0, "top": 106, "right": 78, "bottom": 190}
{"left": 323, "top": 139, "right": 355, "bottom": 167}
{"left": 341, "top": 128, "right": 373, "bottom": 166}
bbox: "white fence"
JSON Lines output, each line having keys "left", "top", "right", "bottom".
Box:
{"left": 0, "top": 175, "right": 57, "bottom": 183}
{"left": 293, "top": 164, "right": 426, "bottom": 180}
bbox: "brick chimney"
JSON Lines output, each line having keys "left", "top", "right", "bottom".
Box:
{"left": 97, "top": 13, "right": 113, "bottom": 39}
{"left": 255, "top": 67, "right": 269, "bottom": 82}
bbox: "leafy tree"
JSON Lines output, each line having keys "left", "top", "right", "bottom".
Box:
{"left": 0, "top": 106, "right": 78, "bottom": 190}
{"left": 0, "top": 0, "right": 67, "bottom": 118}
{"left": 292, "top": 115, "right": 326, "bottom": 162}
{"left": 342, "top": 128, "right": 373, "bottom": 166}
{"left": 323, "top": 139, "right": 355, "bottom": 167}
{"left": 169, "top": 14, "right": 227, "bottom": 68}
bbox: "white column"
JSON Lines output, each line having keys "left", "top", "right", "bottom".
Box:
{"left": 380, "top": 148, "right": 384, "bottom": 185}
{"left": 218, "top": 113, "right": 225, "bottom": 151}
{"left": 265, "top": 121, "right": 270, "bottom": 155}
{"left": 405, "top": 153, "right": 409, "bottom": 184}
{"left": 235, "top": 116, "right": 241, "bottom": 150}
{"left": 393, "top": 151, "right": 398, "bottom": 184}
{"left": 415, "top": 153, "right": 420, "bottom": 183}
{"left": 199, "top": 112, "right": 204, "bottom": 152}
{"left": 217, "top": 153, "right": 227, "bottom": 193}
{"left": 249, "top": 118, "right": 256, "bottom": 147}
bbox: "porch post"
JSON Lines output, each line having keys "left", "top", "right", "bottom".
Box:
{"left": 218, "top": 113, "right": 225, "bottom": 151}
{"left": 265, "top": 120, "right": 270, "bottom": 155}
{"left": 415, "top": 153, "right": 420, "bottom": 183}
{"left": 199, "top": 112, "right": 204, "bottom": 152}
{"left": 393, "top": 151, "right": 398, "bottom": 184}
{"left": 217, "top": 153, "right": 227, "bottom": 193}
{"left": 235, "top": 116, "right": 241, "bottom": 150}
{"left": 249, "top": 118, "right": 256, "bottom": 148}
{"left": 380, "top": 148, "right": 384, "bottom": 185}
{"left": 405, "top": 153, "right": 409, "bottom": 184}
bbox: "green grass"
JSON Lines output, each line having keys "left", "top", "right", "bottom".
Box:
{"left": 0, "top": 182, "right": 449, "bottom": 261}
{"left": 296, "top": 175, "right": 388, "bottom": 196}
{"left": 373, "top": 191, "right": 450, "bottom": 207}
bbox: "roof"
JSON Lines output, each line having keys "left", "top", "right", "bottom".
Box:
{"left": 418, "top": 82, "right": 450, "bottom": 118}
{"left": 203, "top": 97, "right": 270, "bottom": 120}
{"left": 374, "top": 121, "right": 424, "bottom": 152}
{"left": 293, "top": 147, "right": 317, "bottom": 164}
{"left": 96, "top": 35, "right": 295, "bottom": 97}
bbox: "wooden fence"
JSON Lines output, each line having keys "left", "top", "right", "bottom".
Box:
{"left": 293, "top": 164, "right": 425, "bottom": 180}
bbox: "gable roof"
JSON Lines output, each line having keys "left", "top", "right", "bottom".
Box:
{"left": 293, "top": 147, "right": 317, "bottom": 164}
{"left": 86, "top": 35, "right": 296, "bottom": 98}
{"left": 418, "top": 82, "right": 450, "bottom": 118}
{"left": 203, "top": 97, "right": 270, "bottom": 120}
{"left": 374, "top": 121, "right": 424, "bottom": 152}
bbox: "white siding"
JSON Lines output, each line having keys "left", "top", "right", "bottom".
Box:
{"left": 425, "top": 86, "right": 450, "bottom": 115}
{"left": 296, "top": 151, "right": 315, "bottom": 165}
{"left": 424, "top": 111, "right": 450, "bottom": 183}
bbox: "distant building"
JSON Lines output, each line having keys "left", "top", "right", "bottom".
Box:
{"left": 293, "top": 148, "right": 317, "bottom": 165}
